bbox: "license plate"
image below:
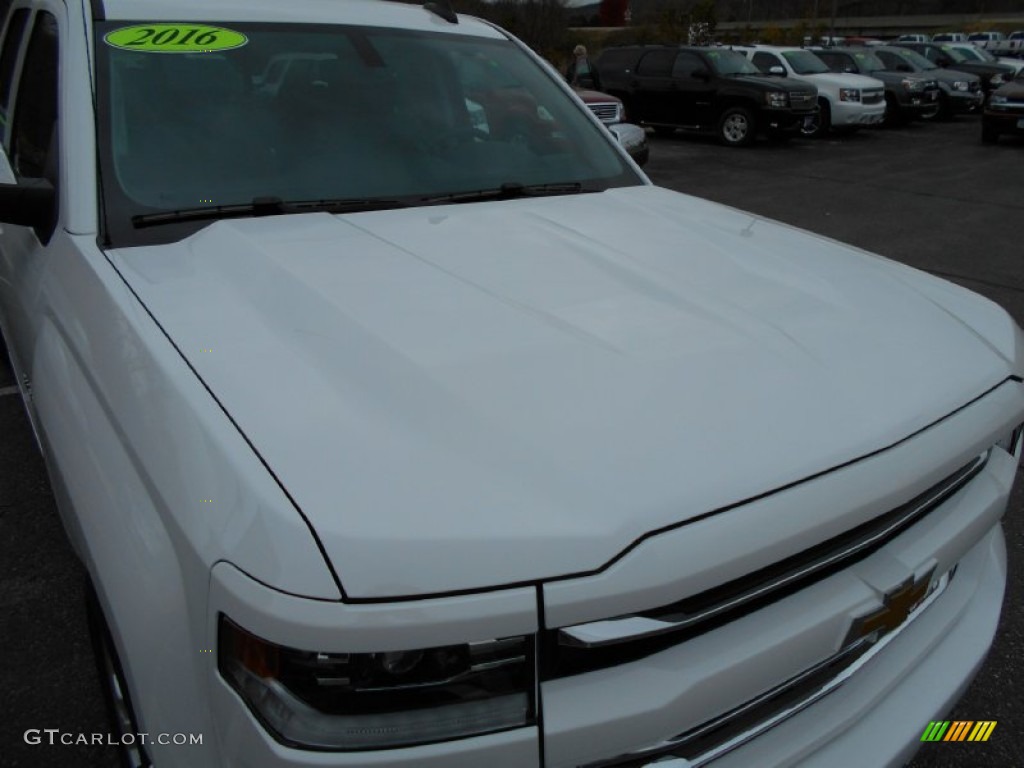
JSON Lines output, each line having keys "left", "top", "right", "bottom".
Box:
{"left": 803, "top": 115, "right": 815, "bottom": 129}
{"left": 1018, "top": 118, "right": 1024, "bottom": 129}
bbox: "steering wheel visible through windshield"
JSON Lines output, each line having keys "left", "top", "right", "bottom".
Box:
{"left": 95, "top": 21, "right": 640, "bottom": 246}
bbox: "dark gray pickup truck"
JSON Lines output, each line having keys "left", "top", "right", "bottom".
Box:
{"left": 594, "top": 45, "right": 818, "bottom": 146}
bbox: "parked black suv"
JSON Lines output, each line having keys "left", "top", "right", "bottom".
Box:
{"left": 811, "top": 47, "right": 941, "bottom": 124}
{"left": 873, "top": 46, "right": 983, "bottom": 119}
{"left": 594, "top": 46, "right": 818, "bottom": 146}
{"left": 894, "top": 42, "right": 1013, "bottom": 95}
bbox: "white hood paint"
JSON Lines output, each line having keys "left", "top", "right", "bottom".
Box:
{"left": 806, "top": 71, "right": 884, "bottom": 91}
{"left": 111, "top": 186, "right": 1011, "bottom": 598}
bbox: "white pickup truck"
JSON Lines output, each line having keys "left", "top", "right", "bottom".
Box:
{"left": 987, "top": 30, "right": 1024, "bottom": 58}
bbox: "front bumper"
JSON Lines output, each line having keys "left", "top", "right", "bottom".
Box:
{"left": 832, "top": 100, "right": 887, "bottom": 127}
{"left": 982, "top": 107, "right": 1024, "bottom": 136}
{"left": 895, "top": 88, "right": 940, "bottom": 117}
{"left": 948, "top": 89, "right": 986, "bottom": 114}
{"left": 762, "top": 108, "right": 819, "bottom": 135}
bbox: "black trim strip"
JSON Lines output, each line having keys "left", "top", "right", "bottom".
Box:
{"left": 89, "top": 0, "right": 105, "bottom": 21}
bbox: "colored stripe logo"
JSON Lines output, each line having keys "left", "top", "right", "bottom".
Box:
{"left": 920, "top": 721, "right": 997, "bottom": 742}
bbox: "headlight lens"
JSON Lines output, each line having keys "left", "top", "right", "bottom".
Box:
{"left": 764, "top": 91, "right": 789, "bottom": 108}
{"left": 953, "top": 80, "right": 969, "bottom": 91}
{"left": 902, "top": 78, "right": 924, "bottom": 91}
{"left": 219, "top": 616, "right": 535, "bottom": 749}
{"left": 839, "top": 88, "right": 861, "bottom": 102}
{"left": 991, "top": 73, "right": 1005, "bottom": 85}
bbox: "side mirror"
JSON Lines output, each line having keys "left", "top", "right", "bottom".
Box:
{"left": 769, "top": 65, "right": 786, "bottom": 76}
{"left": 897, "top": 63, "right": 912, "bottom": 73}
{"left": 936, "top": 57, "right": 951, "bottom": 67}
{"left": 0, "top": 178, "right": 56, "bottom": 230}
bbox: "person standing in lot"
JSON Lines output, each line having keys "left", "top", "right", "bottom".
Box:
{"left": 565, "top": 44, "right": 593, "bottom": 86}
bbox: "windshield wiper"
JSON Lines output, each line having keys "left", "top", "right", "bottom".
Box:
{"left": 132, "top": 196, "right": 409, "bottom": 229}
{"left": 420, "top": 182, "right": 600, "bottom": 206}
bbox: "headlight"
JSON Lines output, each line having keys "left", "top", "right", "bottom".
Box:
{"left": 953, "top": 80, "right": 969, "bottom": 91}
{"left": 991, "top": 73, "right": 1006, "bottom": 85}
{"left": 764, "top": 91, "right": 789, "bottom": 108}
{"left": 219, "top": 616, "right": 535, "bottom": 749}
{"left": 839, "top": 88, "right": 861, "bottom": 102}
{"left": 902, "top": 78, "right": 924, "bottom": 91}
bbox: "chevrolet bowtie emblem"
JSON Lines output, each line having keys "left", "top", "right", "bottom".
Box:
{"left": 843, "top": 566, "right": 937, "bottom": 649}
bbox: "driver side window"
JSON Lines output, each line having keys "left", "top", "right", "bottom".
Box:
{"left": 9, "top": 10, "right": 59, "bottom": 241}
{"left": 11, "top": 11, "right": 57, "bottom": 179}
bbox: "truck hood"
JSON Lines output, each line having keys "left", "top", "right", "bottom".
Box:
{"left": 732, "top": 74, "right": 816, "bottom": 95}
{"left": 110, "top": 185, "right": 1012, "bottom": 598}
{"left": 806, "top": 71, "right": 883, "bottom": 90}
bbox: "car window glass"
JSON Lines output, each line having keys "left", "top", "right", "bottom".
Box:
{"left": 875, "top": 50, "right": 903, "bottom": 70}
{"left": 751, "top": 52, "right": 781, "bottom": 73}
{"left": 900, "top": 48, "right": 936, "bottom": 70}
{"left": 96, "top": 21, "right": 639, "bottom": 245}
{"left": 670, "top": 52, "right": 703, "bottom": 79}
{"left": 815, "top": 51, "right": 841, "bottom": 70}
{"left": 11, "top": 11, "right": 57, "bottom": 181}
{"left": 782, "top": 50, "right": 829, "bottom": 75}
{"left": 852, "top": 51, "right": 884, "bottom": 72}
{"left": 636, "top": 49, "right": 675, "bottom": 77}
{"left": 0, "top": 7, "right": 29, "bottom": 147}
{"left": 706, "top": 49, "right": 760, "bottom": 75}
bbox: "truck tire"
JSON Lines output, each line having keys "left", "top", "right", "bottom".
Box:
{"left": 718, "top": 106, "right": 756, "bottom": 147}
{"left": 86, "top": 583, "right": 153, "bottom": 768}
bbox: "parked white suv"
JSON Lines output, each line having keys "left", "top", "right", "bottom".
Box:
{"left": 3, "top": 1, "right": 1024, "bottom": 768}
{"left": 738, "top": 44, "right": 886, "bottom": 136}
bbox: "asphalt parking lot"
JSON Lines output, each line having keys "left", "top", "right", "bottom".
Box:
{"left": 1, "top": 114, "right": 1022, "bottom": 767}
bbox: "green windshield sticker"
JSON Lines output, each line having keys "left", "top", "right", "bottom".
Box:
{"left": 104, "top": 25, "right": 248, "bottom": 53}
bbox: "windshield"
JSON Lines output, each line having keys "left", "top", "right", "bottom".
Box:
{"left": 706, "top": 49, "right": 761, "bottom": 76}
{"left": 852, "top": 51, "right": 888, "bottom": 73}
{"left": 937, "top": 45, "right": 969, "bottom": 63}
{"left": 782, "top": 50, "right": 830, "bottom": 75}
{"left": 953, "top": 45, "right": 983, "bottom": 61}
{"left": 95, "top": 21, "right": 639, "bottom": 245}
{"left": 898, "top": 49, "right": 937, "bottom": 71}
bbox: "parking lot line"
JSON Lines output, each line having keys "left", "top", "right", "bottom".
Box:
{"left": 0, "top": 385, "right": 20, "bottom": 397}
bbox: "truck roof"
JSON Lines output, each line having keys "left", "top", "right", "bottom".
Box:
{"left": 98, "top": 0, "right": 504, "bottom": 38}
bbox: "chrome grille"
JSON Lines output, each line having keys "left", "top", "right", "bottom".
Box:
{"left": 587, "top": 102, "right": 622, "bottom": 124}
{"left": 581, "top": 568, "right": 953, "bottom": 768}
{"left": 862, "top": 89, "right": 884, "bottom": 105}
{"left": 550, "top": 451, "right": 988, "bottom": 675}
{"left": 789, "top": 91, "right": 816, "bottom": 109}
